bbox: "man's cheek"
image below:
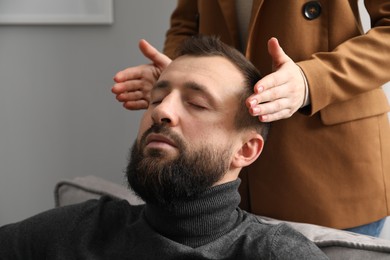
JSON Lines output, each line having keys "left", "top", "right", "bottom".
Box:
{"left": 137, "top": 121, "right": 151, "bottom": 145}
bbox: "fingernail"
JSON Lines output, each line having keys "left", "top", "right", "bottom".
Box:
{"left": 257, "top": 85, "right": 264, "bottom": 92}
{"left": 249, "top": 99, "right": 258, "bottom": 107}
{"left": 252, "top": 107, "right": 260, "bottom": 114}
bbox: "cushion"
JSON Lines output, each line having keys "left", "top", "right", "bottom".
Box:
{"left": 54, "top": 175, "right": 144, "bottom": 207}
{"left": 54, "top": 175, "right": 390, "bottom": 259}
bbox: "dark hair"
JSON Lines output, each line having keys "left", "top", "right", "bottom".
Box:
{"left": 175, "top": 35, "right": 269, "bottom": 140}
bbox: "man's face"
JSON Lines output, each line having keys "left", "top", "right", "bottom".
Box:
{"left": 127, "top": 56, "right": 246, "bottom": 205}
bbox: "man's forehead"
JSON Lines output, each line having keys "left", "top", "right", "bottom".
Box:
{"left": 167, "top": 55, "right": 236, "bottom": 71}
{"left": 152, "top": 79, "right": 219, "bottom": 105}
{"left": 158, "top": 55, "right": 244, "bottom": 92}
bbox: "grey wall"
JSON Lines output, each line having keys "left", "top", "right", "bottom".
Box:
{"left": 0, "top": 0, "right": 176, "bottom": 225}
{"left": 0, "top": 0, "right": 389, "bottom": 238}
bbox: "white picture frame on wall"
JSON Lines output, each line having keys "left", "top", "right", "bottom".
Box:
{"left": 0, "top": 0, "right": 113, "bottom": 25}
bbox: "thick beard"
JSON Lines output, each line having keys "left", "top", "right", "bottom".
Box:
{"left": 126, "top": 125, "right": 231, "bottom": 207}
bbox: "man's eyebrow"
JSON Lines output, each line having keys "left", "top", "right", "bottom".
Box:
{"left": 184, "top": 81, "right": 207, "bottom": 92}
{"left": 155, "top": 80, "right": 215, "bottom": 97}
{"left": 154, "top": 80, "right": 210, "bottom": 93}
{"left": 183, "top": 81, "right": 217, "bottom": 103}
{"left": 153, "top": 80, "right": 170, "bottom": 91}
{"left": 153, "top": 80, "right": 219, "bottom": 107}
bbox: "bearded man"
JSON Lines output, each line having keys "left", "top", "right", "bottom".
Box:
{"left": 0, "top": 36, "right": 327, "bottom": 259}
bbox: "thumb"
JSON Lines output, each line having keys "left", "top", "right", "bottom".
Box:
{"left": 139, "top": 39, "right": 171, "bottom": 69}
{"left": 268, "top": 37, "right": 291, "bottom": 70}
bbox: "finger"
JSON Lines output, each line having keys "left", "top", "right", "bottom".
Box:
{"left": 251, "top": 39, "right": 293, "bottom": 95}
{"left": 115, "top": 90, "right": 144, "bottom": 102}
{"left": 139, "top": 39, "right": 171, "bottom": 68}
{"left": 111, "top": 80, "right": 145, "bottom": 95}
{"left": 250, "top": 74, "right": 289, "bottom": 105}
{"left": 254, "top": 68, "right": 292, "bottom": 93}
{"left": 123, "top": 100, "right": 149, "bottom": 110}
{"left": 249, "top": 98, "right": 290, "bottom": 117}
{"left": 268, "top": 37, "right": 291, "bottom": 69}
{"left": 257, "top": 83, "right": 289, "bottom": 104}
{"left": 113, "top": 65, "right": 147, "bottom": 83}
{"left": 111, "top": 82, "right": 126, "bottom": 94}
{"left": 257, "top": 108, "right": 293, "bottom": 122}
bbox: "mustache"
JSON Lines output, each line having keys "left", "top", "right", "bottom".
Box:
{"left": 140, "top": 124, "right": 185, "bottom": 150}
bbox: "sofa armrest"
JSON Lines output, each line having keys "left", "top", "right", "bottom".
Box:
{"left": 54, "top": 175, "right": 144, "bottom": 207}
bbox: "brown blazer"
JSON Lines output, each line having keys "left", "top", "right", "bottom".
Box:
{"left": 163, "top": 0, "right": 390, "bottom": 229}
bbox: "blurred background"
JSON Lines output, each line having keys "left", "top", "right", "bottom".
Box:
{"left": 0, "top": 0, "right": 176, "bottom": 225}
{"left": 0, "top": 0, "right": 389, "bottom": 237}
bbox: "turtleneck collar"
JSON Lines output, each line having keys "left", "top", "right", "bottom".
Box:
{"left": 143, "top": 179, "right": 242, "bottom": 248}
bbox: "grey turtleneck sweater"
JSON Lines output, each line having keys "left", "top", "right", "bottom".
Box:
{"left": 0, "top": 180, "right": 327, "bottom": 259}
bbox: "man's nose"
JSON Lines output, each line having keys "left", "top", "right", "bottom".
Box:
{"left": 151, "top": 96, "right": 178, "bottom": 126}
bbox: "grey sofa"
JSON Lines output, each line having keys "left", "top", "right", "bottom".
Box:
{"left": 55, "top": 175, "right": 390, "bottom": 260}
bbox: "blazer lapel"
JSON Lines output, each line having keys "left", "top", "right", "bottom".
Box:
{"left": 250, "top": 0, "right": 264, "bottom": 25}
{"left": 246, "top": 0, "right": 264, "bottom": 56}
{"left": 217, "top": 0, "right": 240, "bottom": 47}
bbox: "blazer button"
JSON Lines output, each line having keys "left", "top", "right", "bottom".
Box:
{"left": 302, "top": 1, "right": 322, "bottom": 20}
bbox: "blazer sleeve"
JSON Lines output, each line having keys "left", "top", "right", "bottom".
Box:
{"left": 297, "top": 1, "right": 390, "bottom": 120}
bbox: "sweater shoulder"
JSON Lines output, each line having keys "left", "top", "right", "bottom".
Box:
{"left": 0, "top": 196, "right": 144, "bottom": 259}
{"left": 231, "top": 210, "right": 328, "bottom": 259}
{"left": 2, "top": 195, "right": 139, "bottom": 233}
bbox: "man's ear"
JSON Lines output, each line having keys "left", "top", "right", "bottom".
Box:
{"left": 231, "top": 132, "right": 264, "bottom": 168}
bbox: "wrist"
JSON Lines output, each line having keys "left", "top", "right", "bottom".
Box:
{"left": 298, "top": 66, "right": 311, "bottom": 107}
